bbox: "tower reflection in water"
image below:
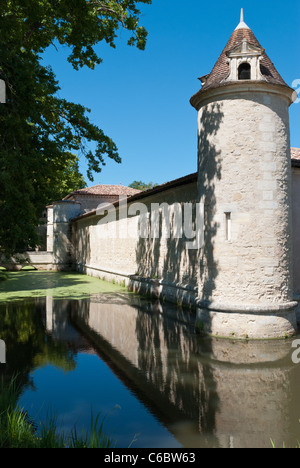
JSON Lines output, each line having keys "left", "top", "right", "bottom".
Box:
{"left": 68, "top": 294, "right": 300, "bottom": 449}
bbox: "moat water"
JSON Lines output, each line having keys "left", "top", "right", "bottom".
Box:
{"left": 0, "top": 271, "right": 300, "bottom": 448}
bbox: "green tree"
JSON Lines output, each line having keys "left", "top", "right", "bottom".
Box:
{"left": 0, "top": 0, "right": 151, "bottom": 254}
{"left": 44, "top": 153, "right": 87, "bottom": 203}
{"left": 129, "top": 180, "right": 159, "bottom": 191}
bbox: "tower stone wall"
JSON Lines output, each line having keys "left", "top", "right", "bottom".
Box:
{"left": 197, "top": 88, "right": 294, "bottom": 307}
{"left": 190, "top": 14, "right": 298, "bottom": 338}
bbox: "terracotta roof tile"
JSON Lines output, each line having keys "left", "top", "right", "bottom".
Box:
{"left": 64, "top": 184, "right": 141, "bottom": 199}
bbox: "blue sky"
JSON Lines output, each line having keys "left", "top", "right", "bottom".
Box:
{"left": 43, "top": 0, "right": 300, "bottom": 187}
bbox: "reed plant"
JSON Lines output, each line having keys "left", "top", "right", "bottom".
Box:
{"left": 0, "top": 375, "right": 115, "bottom": 448}
{"left": 271, "top": 437, "right": 300, "bottom": 448}
{"left": 0, "top": 375, "right": 38, "bottom": 448}
{"left": 69, "top": 411, "right": 114, "bottom": 448}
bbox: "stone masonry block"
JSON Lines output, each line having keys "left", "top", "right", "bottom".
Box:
{"left": 259, "top": 141, "right": 277, "bottom": 153}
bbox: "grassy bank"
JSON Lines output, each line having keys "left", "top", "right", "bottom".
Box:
{"left": 0, "top": 376, "right": 115, "bottom": 448}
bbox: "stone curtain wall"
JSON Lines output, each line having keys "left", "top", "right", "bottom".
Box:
{"left": 47, "top": 201, "right": 81, "bottom": 271}
{"left": 71, "top": 194, "right": 120, "bottom": 215}
{"left": 73, "top": 181, "right": 200, "bottom": 306}
{"left": 52, "top": 86, "right": 299, "bottom": 338}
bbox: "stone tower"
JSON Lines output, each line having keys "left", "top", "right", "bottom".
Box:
{"left": 190, "top": 10, "right": 298, "bottom": 339}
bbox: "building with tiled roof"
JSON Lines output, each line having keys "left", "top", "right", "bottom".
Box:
{"left": 63, "top": 184, "right": 141, "bottom": 214}
{"left": 42, "top": 10, "right": 300, "bottom": 340}
{"left": 64, "top": 184, "right": 141, "bottom": 199}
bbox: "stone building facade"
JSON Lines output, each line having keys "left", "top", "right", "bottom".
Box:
{"left": 4, "top": 13, "right": 300, "bottom": 339}
{"left": 52, "top": 13, "right": 299, "bottom": 339}
{"left": 62, "top": 184, "right": 141, "bottom": 215}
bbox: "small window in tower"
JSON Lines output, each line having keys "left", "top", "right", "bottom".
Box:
{"left": 225, "top": 213, "right": 231, "bottom": 241}
{"left": 238, "top": 62, "right": 251, "bottom": 80}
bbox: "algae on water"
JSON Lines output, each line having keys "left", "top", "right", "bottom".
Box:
{"left": 0, "top": 271, "right": 127, "bottom": 302}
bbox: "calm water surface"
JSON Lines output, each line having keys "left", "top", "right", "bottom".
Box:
{"left": 0, "top": 271, "right": 300, "bottom": 448}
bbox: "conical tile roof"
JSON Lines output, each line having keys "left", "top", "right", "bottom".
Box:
{"left": 190, "top": 17, "right": 291, "bottom": 108}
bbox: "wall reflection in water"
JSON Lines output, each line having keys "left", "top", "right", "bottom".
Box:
{"left": 65, "top": 293, "right": 300, "bottom": 449}
{"left": 1, "top": 294, "right": 299, "bottom": 448}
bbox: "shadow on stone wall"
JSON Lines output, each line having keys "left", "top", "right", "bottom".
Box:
{"left": 135, "top": 210, "right": 199, "bottom": 288}
{"left": 197, "top": 102, "right": 223, "bottom": 307}
{"left": 73, "top": 222, "right": 91, "bottom": 273}
{"left": 134, "top": 102, "right": 224, "bottom": 313}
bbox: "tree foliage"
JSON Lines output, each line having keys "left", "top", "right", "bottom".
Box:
{"left": 0, "top": 0, "right": 151, "bottom": 254}
{"left": 129, "top": 180, "right": 158, "bottom": 191}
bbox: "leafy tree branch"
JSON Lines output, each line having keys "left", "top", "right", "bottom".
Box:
{"left": 0, "top": 0, "right": 152, "bottom": 254}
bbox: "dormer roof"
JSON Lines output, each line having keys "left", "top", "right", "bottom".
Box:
{"left": 226, "top": 38, "right": 264, "bottom": 59}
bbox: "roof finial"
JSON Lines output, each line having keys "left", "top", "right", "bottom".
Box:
{"left": 240, "top": 8, "right": 244, "bottom": 23}
{"left": 235, "top": 7, "right": 250, "bottom": 30}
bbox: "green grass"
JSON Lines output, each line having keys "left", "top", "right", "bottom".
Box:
{"left": 0, "top": 376, "right": 115, "bottom": 448}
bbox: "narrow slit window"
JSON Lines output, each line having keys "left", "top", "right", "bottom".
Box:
{"left": 238, "top": 62, "right": 251, "bottom": 80}
{"left": 225, "top": 212, "right": 231, "bottom": 241}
